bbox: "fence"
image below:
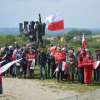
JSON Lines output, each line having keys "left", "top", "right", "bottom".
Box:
{"left": 61, "top": 89, "right": 100, "bottom": 100}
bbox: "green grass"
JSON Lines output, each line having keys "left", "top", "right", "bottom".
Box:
{"left": 36, "top": 79, "right": 100, "bottom": 93}
{"left": 33, "top": 65, "right": 100, "bottom": 93}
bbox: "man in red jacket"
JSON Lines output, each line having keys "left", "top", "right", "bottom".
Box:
{"left": 54, "top": 47, "right": 65, "bottom": 81}
{"left": 83, "top": 53, "right": 93, "bottom": 84}
{"left": 80, "top": 49, "right": 93, "bottom": 84}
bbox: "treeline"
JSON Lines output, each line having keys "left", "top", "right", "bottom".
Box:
{"left": 50, "top": 35, "right": 100, "bottom": 52}
{"left": 0, "top": 33, "right": 99, "bottom": 52}
{"left": 0, "top": 35, "right": 29, "bottom": 47}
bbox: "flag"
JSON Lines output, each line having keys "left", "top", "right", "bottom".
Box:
{"left": 0, "top": 59, "right": 22, "bottom": 75}
{"left": 46, "top": 15, "right": 64, "bottom": 31}
{"left": 82, "top": 34, "right": 87, "bottom": 49}
{"left": 0, "top": 60, "right": 5, "bottom": 64}
{"left": 93, "top": 60, "right": 100, "bottom": 69}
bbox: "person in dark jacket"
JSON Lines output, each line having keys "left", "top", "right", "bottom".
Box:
{"left": 21, "top": 52, "right": 27, "bottom": 78}
{"left": 38, "top": 48, "right": 47, "bottom": 80}
{"left": 47, "top": 52, "right": 51, "bottom": 78}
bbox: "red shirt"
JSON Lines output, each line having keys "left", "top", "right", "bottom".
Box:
{"left": 26, "top": 52, "right": 36, "bottom": 62}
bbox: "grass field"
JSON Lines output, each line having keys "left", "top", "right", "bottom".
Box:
{"left": 33, "top": 66, "right": 100, "bottom": 93}
{"left": 35, "top": 78, "right": 100, "bottom": 93}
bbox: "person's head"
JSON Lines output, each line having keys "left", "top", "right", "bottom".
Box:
{"left": 27, "top": 48, "right": 32, "bottom": 53}
{"left": 79, "top": 53, "right": 83, "bottom": 61}
{"left": 50, "top": 44, "right": 53, "bottom": 47}
{"left": 57, "top": 47, "right": 61, "bottom": 52}
{"left": 68, "top": 49, "right": 73, "bottom": 56}
{"left": 77, "top": 47, "right": 81, "bottom": 53}
{"left": 82, "top": 49, "right": 87, "bottom": 57}
{"left": 61, "top": 48, "right": 66, "bottom": 52}
{"left": 40, "top": 48, "right": 44, "bottom": 53}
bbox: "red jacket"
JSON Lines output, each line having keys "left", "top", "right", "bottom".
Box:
{"left": 83, "top": 57, "right": 93, "bottom": 67}
{"left": 54, "top": 51, "right": 65, "bottom": 64}
{"left": 26, "top": 52, "right": 36, "bottom": 62}
{"left": 78, "top": 59, "right": 83, "bottom": 68}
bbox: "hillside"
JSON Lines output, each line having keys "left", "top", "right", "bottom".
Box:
{"left": 0, "top": 28, "right": 100, "bottom": 37}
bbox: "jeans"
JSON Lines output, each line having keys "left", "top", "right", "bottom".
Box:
{"left": 78, "top": 68, "right": 84, "bottom": 83}
{"left": 40, "top": 65, "right": 46, "bottom": 80}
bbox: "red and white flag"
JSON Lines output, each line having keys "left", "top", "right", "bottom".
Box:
{"left": 0, "top": 59, "right": 22, "bottom": 75}
{"left": 46, "top": 15, "right": 64, "bottom": 31}
{"left": 82, "top": 34, "right": 87, "bottom": 49}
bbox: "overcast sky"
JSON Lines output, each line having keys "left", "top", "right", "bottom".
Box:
{"left": 0, "top": 0, "right": 100, "bottom": 28}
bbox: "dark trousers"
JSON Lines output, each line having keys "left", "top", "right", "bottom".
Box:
{"left": 57, "top": 70, "right": 64, "bottom": 81}
{"left": 40, "top": 65, "right": 46, "bottom": 80}
{"left": 51, "top": 64, "right": 56, "bottom": 78}
{"left": 0, "top": 77, "right": 3, "bottom": 94}
{"left": 12, "top": 65, "right": 17, "bottom": 77}
{"left": 48, "top": 63, "right": 51, "bottom": 78}
{"left": 57, "top": 63, "right": 63, "bottom": 81}
{"left": 30, "top": 69, "right": 34, "bottom": 78}
{"left": 94, "top": 66, "right": 100, "bottom": 81}
{"left": 0, "top": 85, "right": 2, "bottom": 94}
{"left": 78, "top": 68, "right": 84, "bottom": 83}
{"left": 22, "top": 66, "right": 27, "bottom": 78}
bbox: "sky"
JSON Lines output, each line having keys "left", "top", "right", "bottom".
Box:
{"left": 0, "top": 0, "right": 100, "bottom": 28}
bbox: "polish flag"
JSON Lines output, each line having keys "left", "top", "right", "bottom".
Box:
{"left": 46, "top": 15, "right": 64, "bottom": 31}
{"left": 82, "top": 34, "right": 87, "bottom": 49}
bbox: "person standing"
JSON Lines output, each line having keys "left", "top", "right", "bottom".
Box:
{"left": 21, "top": 51, "right": 27, "bottom": 78}
{"left": 38, "top": 48, "right": 47, "bottom": 80}
{"left": 77, "top": 53, "right": 84, "bottom": 83}
{"left": 83, "top": 51, "right": 93, "bottom": 84}
{"left": 26, "top": 48, "right": 36, "bottom": 78}
{"left": 68, "top": 49, "right": 76, "bottom": 82}
{"left": 0, "top": 75, "right": 2, "bottom": 94}
{"left": 0, "top": 63, "right": 3, "bottom": 94}
{"left": 54, "top": 47, "right": 65, "bottom": 81}
{"left": 47, "top": 52, "right": 51, "bottom": 78}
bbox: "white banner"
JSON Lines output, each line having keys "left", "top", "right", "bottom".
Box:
{"left": 0, "top": 60, "right": 5, "bottom": 64}
{"left": 0, "top": 59, "right": 22, "bottom": 75}
{"left": 94, "top": 60, "right": 100, "bottom": 69}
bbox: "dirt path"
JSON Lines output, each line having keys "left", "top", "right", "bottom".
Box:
{"left": 0, "top": 78, "right": 78, "bottom": 100}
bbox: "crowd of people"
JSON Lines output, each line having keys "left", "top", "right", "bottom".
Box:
{"left": 0, "top": 43, "right": 100, "bottom": 84}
